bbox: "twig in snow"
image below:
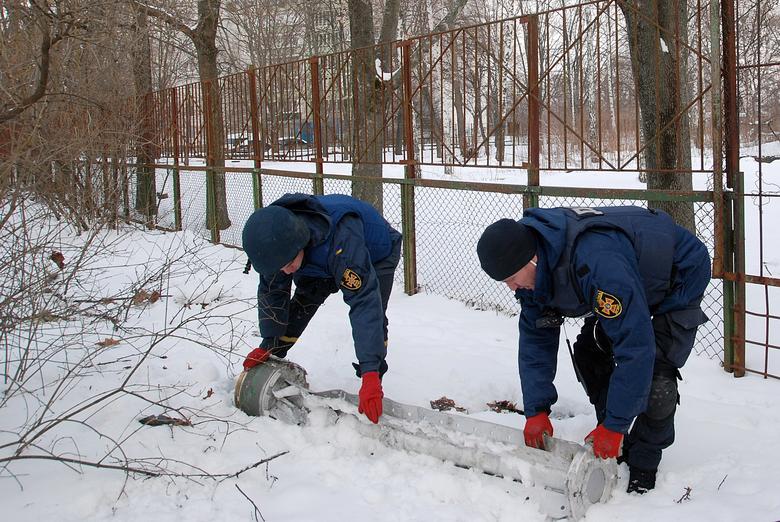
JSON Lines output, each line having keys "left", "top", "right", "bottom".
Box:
{"left": 216, "top": 451, "right": 289, "bottom": 483}
{"left": 717, "top": 474, "right": 728, "bottom": 490}
{"left": 265, "top": 461, "right": 278, "bottom": 488}
{"left": 0, "top": 451, "right": 289, "bottom": 483}
{"left": 676, "top": 486, "right": 692, "bottom": 503}
{"left": 235, "top": 484, "right": 265, "bottom": 522}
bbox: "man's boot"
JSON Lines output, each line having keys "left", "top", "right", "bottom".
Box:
{"left": 627, "top": 466, "right": 656, "bottom": 494}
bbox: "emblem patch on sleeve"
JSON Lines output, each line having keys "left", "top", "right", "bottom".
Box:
{"left": 341, "top": 268, "right": 363, "bottom": 290}
{"left": 594, "top": 290, "right": 623, "bottom": 318}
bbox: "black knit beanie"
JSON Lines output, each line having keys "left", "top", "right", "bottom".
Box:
{"left": 242, "top": 205, "right": 310, "bottom": 276}
{"left": 476, "top": 219, "right": 538, "bottom": 281}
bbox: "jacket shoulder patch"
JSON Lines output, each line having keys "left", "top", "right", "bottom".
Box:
{"left": 594, "top": 290, "right": 622, "bottom": 318}
{"left": 341, "top": 268, "right": 362, "bottom": 290}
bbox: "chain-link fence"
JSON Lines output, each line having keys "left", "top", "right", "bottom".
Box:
{"left": 150, "top": 166, "right": 723, "bottom": 361}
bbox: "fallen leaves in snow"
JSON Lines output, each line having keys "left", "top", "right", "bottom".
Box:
{"left": 131, "top": 289, "right": 161, "bottom": 305}
{"left": 138, "top": 415, "right": 192, "bottom": 427}
{"left": 430, "top": 396, "right": 468, "bottom": 413}
{"left": 486, "top": 400, "right": 523, "bottom": 414}
{"left": 49, "top": 251, "right": 65, "bottom": 269}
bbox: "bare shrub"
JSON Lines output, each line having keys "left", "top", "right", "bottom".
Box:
{"left": 0, "top": 194, "right": 280, "bottom": 491}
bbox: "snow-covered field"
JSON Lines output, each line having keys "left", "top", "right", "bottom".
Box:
{"left": 1, "top": 215, "right": 779, "bottom": 520}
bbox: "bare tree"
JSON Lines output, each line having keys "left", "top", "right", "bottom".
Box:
{"left": 735, "top": 0, "right": 780, "bottom": 145}
{"left": 0, "top": 2, "right": 73, "bottom": 125}
{"left": 429, "top": 0, "right": 473, "bottom": 161}
{"left": 0, "top": 0, "right": 144, "bottom": 231}
{"left": 346, "top": 0, "right": 470, "bottom": 206}
{"left": 134, "top": 0, "right": 232, "bottom": 231}
{"left": 132, "top": 8, "right": 157, "bottom": 224}
{"left": 221, "top": 0, "right": 308, "bottom": 70}
{"left": 0, "top": 2, "right": 285, "bottom": 494}
{"left": 621, "top": 0, "right": 695, "bottom": 231}
{"left": 0, "top": 195, "right": 281, "bottom": 490}
{"left": 348, "top": 0, "right": 391, "bottom": 212}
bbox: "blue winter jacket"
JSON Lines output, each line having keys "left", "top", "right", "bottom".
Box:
{"left": 257, "top": 193, "right": 401, "bottom": 374}
{"left": 515, "top": 207, "right": 711, "bottom": 433}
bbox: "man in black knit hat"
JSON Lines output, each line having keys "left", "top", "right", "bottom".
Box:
{"left": 477, "top": 206, "right": 711, "bottom": 494}
{"left": 241, "top": 193, "right": 402, "bottom": 424}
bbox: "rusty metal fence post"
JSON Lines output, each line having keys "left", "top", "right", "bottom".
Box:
{"left": 722, "top": 191, "right": 736, "bottom": 371}
{"left": 170, "top": 88, "right": 183, "bottom": 231}
{"left": 710, "top": 0, "right": 724, "bottom": 279}
{"left": 248, "top": 67, "right": 263, "bottom": 209}
{"left": 526, "top": 15, "right": 541, "bottom": 209}
{"left": 400, "top": 41, "right": 418, "bottom": 296}
{"left": 709, "top": 0, "right": 734, "bottom": 372}
{"left": 721, "top": 0, "right": 745, "bottom": 376}
{"left": 309, "top": 57, "right": 325, "bottom": 196}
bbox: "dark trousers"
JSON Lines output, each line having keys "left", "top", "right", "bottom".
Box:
{"left": 265, "top": 239, "right": 401, "bottom": 373}
{"left": 573, "top": 307, "right": 705, "bottom": 471}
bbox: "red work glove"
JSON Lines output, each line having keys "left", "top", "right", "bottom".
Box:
{"left": 358, "top": 371, "right": 383, "bottom": 424}
{"left": 242, "top": 347, "right": 271, "bottom": 370}
{"left": 585, "top": 424, "right": 624, "bottom": 459}
{"left": 524, "top": 412, "right": 554, "bottom": 449}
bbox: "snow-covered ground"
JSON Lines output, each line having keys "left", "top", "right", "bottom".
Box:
{"left": 1, "top": 217, "right": 779, "bottom": 521}
{"left": 2, "top": 149, "right": 779, "bottom": 520}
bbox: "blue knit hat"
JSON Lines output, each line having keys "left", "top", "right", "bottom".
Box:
{"left": 242, "top": 206, "right": 310, "bottom": 276}
{"left": 477, "top": 219, "right": 537, "bottom": 281}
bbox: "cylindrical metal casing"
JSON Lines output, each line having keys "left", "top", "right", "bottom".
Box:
{"left": 233, "top": 359, "right": 615, "bottom": 520}
{"left": 234, "top": 359, "right": 308, "bottom": 416}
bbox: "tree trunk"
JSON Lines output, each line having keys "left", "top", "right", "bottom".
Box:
{"left": 132, "top": 9, "right": 156, "bottom": 224}
{"left": 417, "top": 4, "right": 445, "bottom": 161}
{"left": 379, "top": 0, "right": 402, "bottom": 158}
{"left": 583, "top": 9, "right": 598, "bottom": 162}
{"left": 604, "top": 9, "right": 617, "bottom": 152}
{"left": 348, "top": 0, "right": 383, "bottom": 213}
{"left": 474, "top": 81, "right": 485, "bottom": 156}
{"left": 379, "top": 0, "right": 400, "bottom": 61}
{"left": 194, "top": 0, "right": 231, "bottom": 231}
{"left": 490, "top": 39, "right": 505, "bottom": 165}
{"left": 621, "top": 0, "right": 695, "bottom": 232}
{"left": 196, "top": 43, "right": 231, "bottom": 231}
{"left": 452, "top": 49, "right": 468, "bottom": 159}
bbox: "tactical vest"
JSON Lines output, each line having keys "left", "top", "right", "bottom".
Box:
{"left": 540, "top": 207, "right": 677, "bottom": 316}
{"left": 295, "top": 194, "right": 393, "bottom": 278}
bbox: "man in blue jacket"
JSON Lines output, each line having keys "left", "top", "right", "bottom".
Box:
{"left": 241, "top": 193, "right": 402, "bottom": 424}
{"left": 476, "top": 206, "right": 710, "bottom": 494}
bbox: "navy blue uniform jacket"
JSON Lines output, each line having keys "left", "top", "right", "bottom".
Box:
{"left": 256, "top": 194, "right": 400, "bottom": 374}
{"left": 515, "top": 207, "right": 710, "bottom": 433}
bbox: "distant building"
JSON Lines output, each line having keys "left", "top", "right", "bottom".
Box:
{"left": 304, "top": 3, "right": 349, "bottom": 56}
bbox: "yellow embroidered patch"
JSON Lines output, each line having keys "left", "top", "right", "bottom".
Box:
{"left": 594, "top": 290, "right": 623, "bottom": 318}
{"left": 341, "top": 268, "right": 362, "bottom": 290}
